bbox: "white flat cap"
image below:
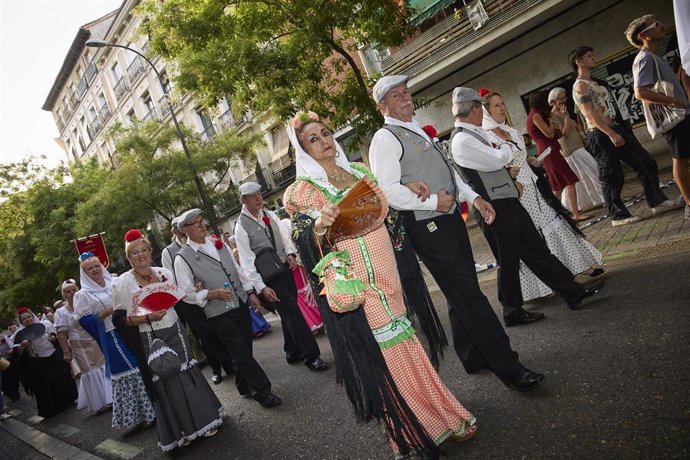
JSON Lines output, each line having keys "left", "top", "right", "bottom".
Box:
{"left": 177, "top": 208, "right": 202, "bottom": 230}
{"left": 452, "top": 87, "right": 483, "bottom": 104}
{"left": 372, "top": 75, "right": 409, "bottom": 103}
{"left": 238, "top": 182, "right": 262, "bottom": 196}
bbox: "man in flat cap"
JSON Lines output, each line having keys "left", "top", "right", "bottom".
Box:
{"left": 174, "top": 208, "right": 281, "bottom": 408}
{"left": 369, "top": 75, "right": 545, "bottom": 392}
{"left": 234, "top": 182, "right": 328, "bottom": 372}
{"left": 163, "top": 215, "right": 236, "bottom": 385}
{"left": 449, "top": 87, "right": 603, "bottom": 326}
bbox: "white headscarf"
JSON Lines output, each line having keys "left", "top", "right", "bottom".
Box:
{"left": 481, "top": 106, "right": 526, "bottom": 151}
{"left": 286, "top": 114, "right": 354, "bottom": 196}
{"left": 78, "top": 259, "right": 113, "bottom": 295}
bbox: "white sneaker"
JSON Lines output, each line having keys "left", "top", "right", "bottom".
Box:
{"left": 651, "top": 200, "right": 683, "bottom": 215}
{"left": 611, "top": 216, "right": 641, "bottom": 227}
{"left": 0, "top": 413, "right": 12, "bottom": 421}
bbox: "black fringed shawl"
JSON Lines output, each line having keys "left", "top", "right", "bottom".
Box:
{"left": 385, "top": 209, "right": 448, "bottom": 369}
{"left": 291, "top": 212, "right": 438, "bottom": 459}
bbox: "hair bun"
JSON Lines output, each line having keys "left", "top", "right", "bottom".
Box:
{"left": 479, "top": 87, "right": 491, "bottom": 97}
{"left": 124, "top": 229, "right": 144, "bottom": 242}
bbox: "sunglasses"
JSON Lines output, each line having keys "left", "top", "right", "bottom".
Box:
{"left": 638, "top": 21, "right": 661, "bottom": 36}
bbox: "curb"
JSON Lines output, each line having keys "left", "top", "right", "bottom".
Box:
{"left": 0, "top": 417, "right": 103, "bottom": 460}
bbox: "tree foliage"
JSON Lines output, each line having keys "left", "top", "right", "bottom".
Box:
{"left": 0, "top": 121, "right": 261, "bottom": 324}
{"left": 139, "top": 0, "right": 413, "bottom": 141}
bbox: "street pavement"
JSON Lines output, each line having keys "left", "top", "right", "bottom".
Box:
{"left": 1, "top": 172, "right": 689, "bottom": 459}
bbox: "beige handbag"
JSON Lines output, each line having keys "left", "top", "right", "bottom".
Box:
{"left": 0, "top": 357, "right": 10, "bottom": 372}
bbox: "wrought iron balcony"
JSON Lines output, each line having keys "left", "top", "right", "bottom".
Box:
{"left": 63, "top": 106, "right": 73, "bottom": 124}
{"left": 199, "top": 124, "right": 217, "bottom": 141}
{"left": 56, "top": 117, "right": 65, "bottom": 132}
{"left": 76, "top": 74, "right": 88, "bottom": 98}
{"left": 127, "top": 56, "right": 146, "bottom": 82}
{"left": 158, "top": 95, "right": 171, "bottom": 117}
{"left": 85, "top": 61, "right": 97, "bottom": 83}
{"left": 87, "top": 120, "right": 102, "bottom": 140}
{"left": 218, "top": 108, "right": 234, "bottom": 129}
{"left": 382, "top": 0, "right": 532, "bottom": 77}
{"left": 114, "top": 76, "right": 130, "bottom": 102}
{"left": 69, "top": 91, "right": 80, "bottom": 110}
{"left": 142, "top": 107, "right": 159, "bottom": 121}
{"left": 271, "top": 163, "right": 296, "bottom": 188}
{"left": 98, "top": 102, "right": 112, "bottom": 124}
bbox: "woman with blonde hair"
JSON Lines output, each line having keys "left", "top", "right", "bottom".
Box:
{"left": 112, "top": 229, "right": 223, "bottom": 451}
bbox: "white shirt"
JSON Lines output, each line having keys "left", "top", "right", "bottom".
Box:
{"left": 451, "top": 121, "right": 514, "bottom": 172}
{"left": 160, "top": 239, "right": 183, "bottom": 274}
{"left": 173, "top": 236, "right": 253, "bottom": 307}
{"left": 111, "top": 269, "right": 180, "bottom": 331}
{"left": 54, "top": 305, "right": 92, "bottom": 341}
{"left": 369, "top": 116, "right": 479, "bottom": 210}
{"left": 234, "top": 206, "right": 297, "bottom": 292}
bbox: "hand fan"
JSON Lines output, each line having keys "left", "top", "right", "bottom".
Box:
{"left": 327, "top": 176, "right": 388, "bottom": 243}
{"left": 136, "top": 283, "right": 187, "bottom": 313}
{"left": 14, "top": 323, "right": 47, "bottom": 343}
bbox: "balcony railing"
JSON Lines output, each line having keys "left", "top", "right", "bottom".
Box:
{"left": 56, "top": 117, "right": 65, "bottom": 132}
{"left": 199, "top": 124, "right": 217, "bottom": 141}
{"left": 142, "top": 107, "right": 159, "bottom": 121}
{"left": 382, "top": 0, "right": 531, "bottom": 76}
{"left": 85, "top": 61, "right": 97, "bottom": 83}
{"left": 76, "top": 74, "right": 88, "bottom": 97}
{"left": 158, "top": 96, "right": 171, "bottom": 117}
{"left": 127, "top": 57, "right": 146, "bottom": 82}
{"left": 87, "top": 120, "right": 102, "bottom": 140}
{"left": 271, "top": 163, "right": 296, "bottom": 188}
{"left": 63, "top": 106, "right": 73, "bottom": 124}
{"left": 241, "top": 171, "right": 270, "bottom": 193}
{"left": 69, "top": 91, "right": 80, "bottom": 110}
{"left": 218, "top": 108, "right": 234, "bottom": 129}
{"left": 98, "top": 102, "right": 112, "bottom": 124}
{"left": 114, "top": 76, "right": 130, "bottom": 102}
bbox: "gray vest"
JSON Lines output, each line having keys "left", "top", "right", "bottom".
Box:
{"left": 176, "top": 242, "right": 247, "bottom": 319}
{"left": 164, "top": 240, "right": 182, "bottom": 275}
{"left": 384, "top": 124, "right": 457, "bottom": 221}
{"left": 237, "top": 211, "right": 287, "bottom": 263}
{"left": 450, "top": 127, "right": 519, "bottom": 202}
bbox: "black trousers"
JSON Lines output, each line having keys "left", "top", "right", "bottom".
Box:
{"left": 401, "top": 211, "right": 523, "bottom": 381}
{"left": 208, "top": 305, "right": 272, "bottom": 401}
{"left": 476, "top": 200, "right": 581, "bottom": 318}
{"left": 266, "top": 267, "right": 320, "bottom": 361}
{"left": 586, "top": 123, "right": 667, "bottom": 219}
{"left": 174, "top": 300, "right": 235, "bottom": 375}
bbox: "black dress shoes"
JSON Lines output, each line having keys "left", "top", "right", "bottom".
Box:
{"left": 504, "top": 309, "right": 545, "bottom": 327}
{"left": 286, "top": 353, "right": 304, "bottom": 364}
{"left": 564, "top": 279, "right": 604, "bottom": 310}
{"left": 257, "top": 393, "right": 282, "bottom": 408}
{"left": 304, "top": 357, "right": 329, "bottom": 372}
{"left": 504, "top": 369, "right": 546, "bottom": 392}
{"left": 211, "top": 372, "right": 223, "bottom": 385}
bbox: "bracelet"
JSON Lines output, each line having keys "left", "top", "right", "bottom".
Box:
{"left": 314, "top": 225, "right": 327, "bottom": 236}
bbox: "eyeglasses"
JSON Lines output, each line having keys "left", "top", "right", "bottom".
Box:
{"left": 638, "top": 21, "right": 661, "bottom": 35}
{"left": 130, "top": 248, "right": 150, "bottom": 257}
{"left": 185, "top": 218, "right": 206, "bottom": 229}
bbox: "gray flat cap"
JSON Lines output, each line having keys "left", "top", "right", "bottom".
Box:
{"left": 452, "top": 87, "right": 483, "bottom": 104}
{"left": 238, "top": 182, "right": 262, "bottom": 196}
{"left": 171, "top": 216, "right": 180, "bottom": 227}
{"left": 177, "top": 208, "right": 202, "bottom": 230}
{"left": 372, "top": 75, "right": 409, "bottom": 103}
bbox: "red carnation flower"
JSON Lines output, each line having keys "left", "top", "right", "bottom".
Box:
{"left": 262, "top": 215, "right": 271, "bottom": 226}
{"left": 421, "top": 125, "right": 438, "bottom": 139}
{"left": 124, "top": 229, "right": 143, "bottom": 242}
{"left": 479, "top": 87, "right": 491, "bottom": 97}
{"left": 213, "top": 238, "right": 224, "bottom": 250}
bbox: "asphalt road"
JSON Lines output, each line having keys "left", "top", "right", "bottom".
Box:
{"left": 3, "top": 239, "right": 689, "bottom": 459}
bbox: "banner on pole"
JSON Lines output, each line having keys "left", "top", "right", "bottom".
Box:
{"left": 73, "top": 233, "right": 110, "bottom": 268}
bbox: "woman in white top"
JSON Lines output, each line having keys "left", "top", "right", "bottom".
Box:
{"left": 112, "top": 229, "right": 222, "bottom": 451}
{"left": 13, "top": 308, "right": 77, "bottom": 417}
{"left": 55, "top": 279, "right": 112, "bottom": 414}
{"left": 73, "top": 253, "right": 156, "bottom": 428}
{"left": 481, "top": 90, "right": 605, "bottom": 301}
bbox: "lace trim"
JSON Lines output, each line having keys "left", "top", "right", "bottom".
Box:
{"left": 147, "top": 344, "right": 179, "bottom": 364}
{"left": 110, "top": 367, "right": 141, "bottom": 381}
{"left": 158, "top": 409, "right": 224, "bottom": 452}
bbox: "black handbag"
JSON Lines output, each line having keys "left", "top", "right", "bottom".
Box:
{"left": 254, "top": 247, "right": 285, "bottom": 282}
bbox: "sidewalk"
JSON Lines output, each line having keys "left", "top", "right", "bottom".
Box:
{"left": 426, "top": 170, "right": 688, "bottom": 288}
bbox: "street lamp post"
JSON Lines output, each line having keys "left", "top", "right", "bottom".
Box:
{"left": 85, "top": 38, "right": 221, "bottom": 237}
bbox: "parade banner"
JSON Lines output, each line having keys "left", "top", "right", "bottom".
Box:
{"left": 73, "top": 233, "right": 110, "bottom": 268}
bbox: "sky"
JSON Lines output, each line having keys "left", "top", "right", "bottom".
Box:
{"left": 0, "top": 0, "right": 123, "bottom": 168}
